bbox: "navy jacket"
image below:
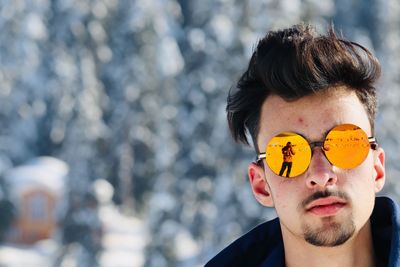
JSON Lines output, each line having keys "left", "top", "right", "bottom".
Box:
{"left": 205, "top": 197, "right": 400, "bottom": 267}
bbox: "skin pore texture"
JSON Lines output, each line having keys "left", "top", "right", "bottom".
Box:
{"left": 248, "top": 87, "right": 386, "bottom": 267}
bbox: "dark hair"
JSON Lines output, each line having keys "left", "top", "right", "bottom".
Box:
{"left": 227, "top": 24, "right": 381, "bottom": 151}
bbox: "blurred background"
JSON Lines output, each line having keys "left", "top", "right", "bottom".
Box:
{"left": 0, "top": 0, "right": 399, "bottom": 266}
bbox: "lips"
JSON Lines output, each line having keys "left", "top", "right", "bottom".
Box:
{"left": 306, "top": 197, "right": 347, "bottom": 216}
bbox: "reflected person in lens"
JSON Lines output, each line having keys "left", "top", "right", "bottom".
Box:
{"left": 279, "top": 142, "right": 295, "bottom": 177}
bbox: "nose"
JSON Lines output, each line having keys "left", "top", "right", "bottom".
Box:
{"left": 305, "top": 148, "right": 338, "bottom": 189}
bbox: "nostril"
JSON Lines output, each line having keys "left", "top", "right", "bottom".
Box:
{"left": 327, "top": 177, "right": 336, "bottom": 184}
{"left": 307, "top": 175, "right": 337, "bottom": 188}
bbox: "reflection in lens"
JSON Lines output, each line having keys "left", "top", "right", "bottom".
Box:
{"left": 265, "top": 132, "right": 311, "bottom": 178}
{"left": 324, "top": 124, "right": 370, "bottom": 169}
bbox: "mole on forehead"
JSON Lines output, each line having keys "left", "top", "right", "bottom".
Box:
{"left": 295, "top": 117, "right": 309, "bottom": 127}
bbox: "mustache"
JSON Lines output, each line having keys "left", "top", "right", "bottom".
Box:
{"left": 299, "top": 190, "right": 350, "bottom": 210}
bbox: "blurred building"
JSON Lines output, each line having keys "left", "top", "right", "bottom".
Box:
{"left": 3, "top": 157, "right": 68, "bottom": 244}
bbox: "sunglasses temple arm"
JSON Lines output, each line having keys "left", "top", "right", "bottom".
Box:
{"left": 369, "top": 137, "right": 378, "bottom": 150}
{"left": 255, "top": 153, "right": 266, "bottom": 163}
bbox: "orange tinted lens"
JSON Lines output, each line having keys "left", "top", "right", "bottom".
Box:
{"left": 324, "top": 124, "right": 370, "bottom": 169}
{"left": 265, "top": 132, "right": 311, "bottom": 178}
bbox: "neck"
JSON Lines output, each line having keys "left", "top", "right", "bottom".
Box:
{"left": 282, "top": 220, "right": 376, "bottom": 267}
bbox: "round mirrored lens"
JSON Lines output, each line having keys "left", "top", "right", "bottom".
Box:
{"left": 265, "top": 132, "right": 311, "bottom": 178}
{"left": 324, "top": 124, "right": 370, "bottom": 169}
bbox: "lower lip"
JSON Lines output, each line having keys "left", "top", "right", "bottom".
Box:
{"left": 308, "top": 203, "right": 346, "bottom": 216}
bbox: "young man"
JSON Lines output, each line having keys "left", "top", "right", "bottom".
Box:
{"left": 206, "top": 24, "right": 400, "bottom": 267}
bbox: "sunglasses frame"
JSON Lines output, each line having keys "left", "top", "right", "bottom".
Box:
{"left": 255, "top": 125, "right": 378, "bottom": 175}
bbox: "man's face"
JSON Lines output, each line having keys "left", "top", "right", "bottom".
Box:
{"left": 248, "top": 88, "right": 385, "bottom": 247}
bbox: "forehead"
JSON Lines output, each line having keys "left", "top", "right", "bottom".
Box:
{"left": 256, "top": 88, "right": 371, "bottom": 150}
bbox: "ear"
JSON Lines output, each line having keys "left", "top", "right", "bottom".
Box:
{"left": 373, "top": 147, "right": 385, "bottom": 193}
{"left": 248, "top": 162, "right": 274, "bottom": 207}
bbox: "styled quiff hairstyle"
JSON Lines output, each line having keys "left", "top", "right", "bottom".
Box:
{"left": 227, "top": 24, "right": 381, "bottom": 152}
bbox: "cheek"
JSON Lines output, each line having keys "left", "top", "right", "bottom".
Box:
{"left": 345, "top": 156, "right": 376, "bottom": 188}
{"left": 269, "top": 177, "right": 302, "bottom": 212}
{"left": 344, "top": 165, "right": 376, "bottom": 225}
{"left": 341, "top": 157, "right": 377, "bottom": 209}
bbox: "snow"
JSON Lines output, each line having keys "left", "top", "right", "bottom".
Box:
{"left": 99, "top": 205, "right": 148, "bottom": 267}
{"left": 0, "top": 205, "right": 148, "bottom": 267}
{"left": 4, "top": 157, "right": 68, "bottom": 196}
{"left": 158, "top": 36, "right": 184, "bottom": 77}
{"left": 0, "top": 244, "right": 51, "bottom": 267}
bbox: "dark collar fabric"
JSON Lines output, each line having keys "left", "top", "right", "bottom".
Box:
{"left": 205, "top": 217, "right": 285, "bottom": 267}
{"left": 205, "top": 196, "right": 400, "bottom": 267}
{"left": 371, "top": 196, "right": 400, "bottom": 267}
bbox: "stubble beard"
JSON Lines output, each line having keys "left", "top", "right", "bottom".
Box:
{"left": 302, "top": 215, "right": 356, "bottom": 246}
{"left": 298, "top": 190, "right": 355, "bottom": 247}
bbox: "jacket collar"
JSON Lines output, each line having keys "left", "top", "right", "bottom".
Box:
{"left": 371, "top": 196, "right": 400, "bottom": 267}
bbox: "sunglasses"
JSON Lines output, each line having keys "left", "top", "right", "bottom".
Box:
{"left": 256, "top": 123, "right": 378, "bottom": 178}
